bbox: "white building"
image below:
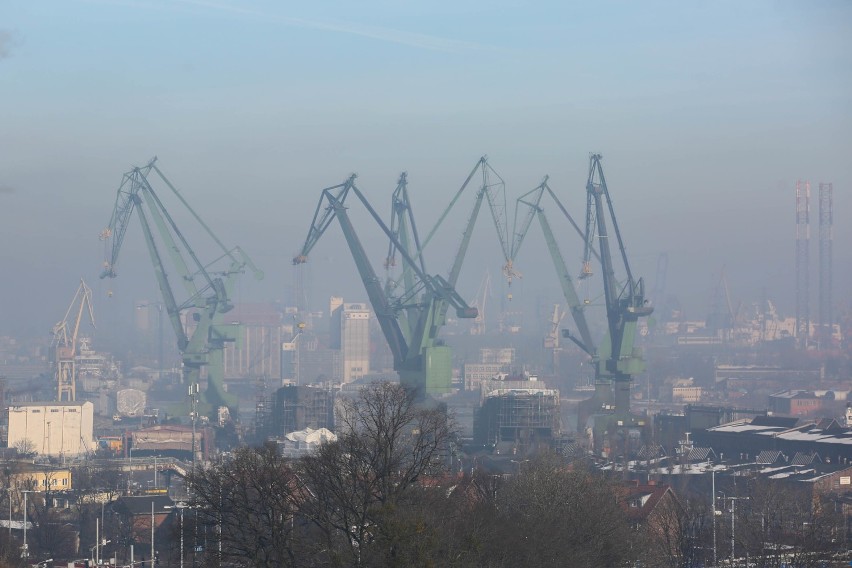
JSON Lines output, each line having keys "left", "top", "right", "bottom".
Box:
{"left": 7, "top": 401, "right": 96, "bottom": 457}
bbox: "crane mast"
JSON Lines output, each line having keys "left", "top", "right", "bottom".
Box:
{"left": 100, "top": 158, "right": 263, "bottom": 416}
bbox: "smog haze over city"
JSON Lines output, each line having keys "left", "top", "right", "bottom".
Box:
{"left": 1, "top": 0, "right": 850, "bottom": 340}
{"left": 4, "top": 3, "right": 852, "bottom": 566}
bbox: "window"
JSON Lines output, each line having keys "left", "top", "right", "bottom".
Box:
{"left": 67, "top": 408, "right": 77, "bottom": 413}
{"left": 31, "top": 409, "right": 41, "bottom": 414}
{"left": 51, "top": 409, "right": 60, "bottom": 413}
{"left": 62, "top": 479, "right": 68, "bottom": 486}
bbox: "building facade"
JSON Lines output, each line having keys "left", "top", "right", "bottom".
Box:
{"left": 7, "top": 401, "right": 95, "bottom": 457}
{"left": 330, "top": 299, "right": 371, "bottom": 383}
{"left": 222, "top": 303, "right": 289, "bottom": 381}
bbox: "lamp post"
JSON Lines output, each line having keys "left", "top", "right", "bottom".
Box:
{"left": 509, "top": 459, "right": 529, "bottom": 475}
{"left": 21, "top": 489, "right": 34, "bottom": 559}
{"left": 711, "top": 469, "right": 716, "bottom": 567}
{"left": 719, "top": 495, "right": 748, "bottom": 567}
{"left": 6, "top": 487, "right": 12, "bottom": 541}
{"left": 179, "top": 503, "right": 185, "bottom": 568}
{"left": 166, "top": 501, "right": 188, "bottom": 568}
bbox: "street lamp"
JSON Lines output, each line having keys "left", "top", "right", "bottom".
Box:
{"left": 21, "top": 489, "right": 35, "bottom": 559}
{"left": 90, "top": 540, "right": 110, "bottom": 565}
{"left": 718, "top": 495, "right": 749, "bottom": 566}
{"left": 509, "top": 459, "right": 529, "bottom": 475}
{"left": 5, "top": 487, "right": 12, "bottom": 541}
{"left": 166, "top": 501, "right": 189, "bottom": 568}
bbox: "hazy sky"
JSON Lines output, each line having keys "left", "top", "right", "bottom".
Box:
{"left": 1, "top": 0, "right": 850, "bottom": 340}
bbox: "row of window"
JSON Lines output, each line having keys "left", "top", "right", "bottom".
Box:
{"left": 40, "top": 478, "right": 69, "bottom": 486}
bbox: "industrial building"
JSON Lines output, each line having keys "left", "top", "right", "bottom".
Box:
{"left": 463, "top": 347, "right": 517, "bottom": 391}
{"left": 296, "top": 345, "right": 342, "bottom": 385}
{"left": 7, "top": 401, "right": 95, "bottom": 457}
{"left": 223, "top": 303, "right": 289, "bottom": 381}
{"left": 653, "top": 405, "right": 769, "bottom": 455}
{"left": 693, "top": 415, "right": 852, "bottom": 464}
{"left": 130, "top": 424, "right": 213, "bottom": 460}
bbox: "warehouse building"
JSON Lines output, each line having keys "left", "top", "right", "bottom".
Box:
{"left": 7, "top": 401, "right": 96, "bottom": 457}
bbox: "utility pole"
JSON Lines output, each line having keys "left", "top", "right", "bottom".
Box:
{"left": 151, "top": 500, "right": 155, "bottom": 568}
{"left": 712, "top": 469, "right": 717, "bottom": 567}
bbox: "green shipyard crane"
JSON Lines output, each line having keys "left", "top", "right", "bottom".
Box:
{"left": 472, "top": 158, "right": 649, "bottom": 452}
{"left": 294, "top": 173, "right": 477, "bottom": 393}
{"left": 579, "top": 154, "right": 652, "bottom": 440}
{"left": 100, "top": 157, "right": 263, "bottom": 416}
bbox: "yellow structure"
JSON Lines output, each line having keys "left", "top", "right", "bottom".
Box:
{"left": 10, "top": 467, "right": 72, "bottom": 492}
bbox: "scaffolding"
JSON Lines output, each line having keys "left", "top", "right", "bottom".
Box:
{"left": 273, "top": 385, "right": 334, "bottom": 436}
{"left": 253, "top": 375, "right": 271, "bottom": 442}
{"left": 475, "top": 388, "right": 560, "bottom": 452}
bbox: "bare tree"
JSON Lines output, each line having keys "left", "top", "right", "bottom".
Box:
{"left": 734, "top": 478, "right": 844, "bottom": 568}
{"left": 299, "top": 382, "right": 453, "bottom": 567}
{"left": 185, "top": 443, "right": 304, "bottom": 567}
{"left": 479, "top": 454, "right": 636, "bottom": 568}
{"left": 637, "top": 492, "right": 710, "bottom": 568}
{"left": 12, "top": 439, "right": 35, "bottom": 458}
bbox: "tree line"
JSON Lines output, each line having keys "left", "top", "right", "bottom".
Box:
{"left": 0, "top": 381, "right": 848, "bottom": 567}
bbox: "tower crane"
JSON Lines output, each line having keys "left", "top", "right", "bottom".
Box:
{"left": 100, "top": 157, "right": 263, "bottom": 416}
{"left": 294, "top": 173, "right": 477, "bottom": 394}
{"left": 52, "top": 279, "right": 96, "bottom": 401}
